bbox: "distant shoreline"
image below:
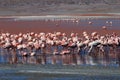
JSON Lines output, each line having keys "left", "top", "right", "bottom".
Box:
{"left": 0, "top": 13, "right": 120, "bottom": 16}
{"left": 0, "top": 13, "right": 119, "bottom": 21}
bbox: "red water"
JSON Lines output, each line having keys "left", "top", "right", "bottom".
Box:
{"left": 0, "top": 17, "right": 119, "bottom": 36}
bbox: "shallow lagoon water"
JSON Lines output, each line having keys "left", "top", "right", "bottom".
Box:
{"left": 0, "top": 64, "right": 120, "bottom": 80}
{"left": 0, "top": 48, "right": 119, "bottom": 79}
{"left": 0, "top": 16, "right": 120, "bottom": 80}
{"left": 0, "top": 16, "right": 120, "bottom": 35}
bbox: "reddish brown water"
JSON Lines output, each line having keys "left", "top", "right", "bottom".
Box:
{"left": 0, "top": 17, "right": 119, "bottom": 36}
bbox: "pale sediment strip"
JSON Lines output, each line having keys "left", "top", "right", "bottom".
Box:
{"left": 19, "top": 70, "right": 82, "bottom": 75}
{"left": 0, "top": 15, "right": 120, "bottom": 21}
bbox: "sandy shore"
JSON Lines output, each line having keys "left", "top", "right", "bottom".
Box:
{"left": 0, "top": 2, "right": 120, "bottom": 16}
{"left": 0, "top": 0, "right": 120, "bottom": 16}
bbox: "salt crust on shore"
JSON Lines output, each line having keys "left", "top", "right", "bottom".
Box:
{"left": 0, "top": 14, "right": 120, "bottom": 21}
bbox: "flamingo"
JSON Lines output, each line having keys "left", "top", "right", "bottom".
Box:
{"left": 0, "top": 32, "right": 119, "bottom": 66}
{"left": 102, "top": 26, "right": 107, "bottom": 30}
{"left": 88, "top": 21, "right": 93, "bottom": 25}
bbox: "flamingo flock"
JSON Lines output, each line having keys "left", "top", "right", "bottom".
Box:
{"left": 0, "top": 31, "right": 120, "bottom": 66}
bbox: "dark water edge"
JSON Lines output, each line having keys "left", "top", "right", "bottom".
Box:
{"left": 0, "top": 64, "right": 120, "bottom": 80}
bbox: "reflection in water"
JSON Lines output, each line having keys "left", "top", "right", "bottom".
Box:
{"left": 0, "top": 46, "right": 119, "bottom": 67}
